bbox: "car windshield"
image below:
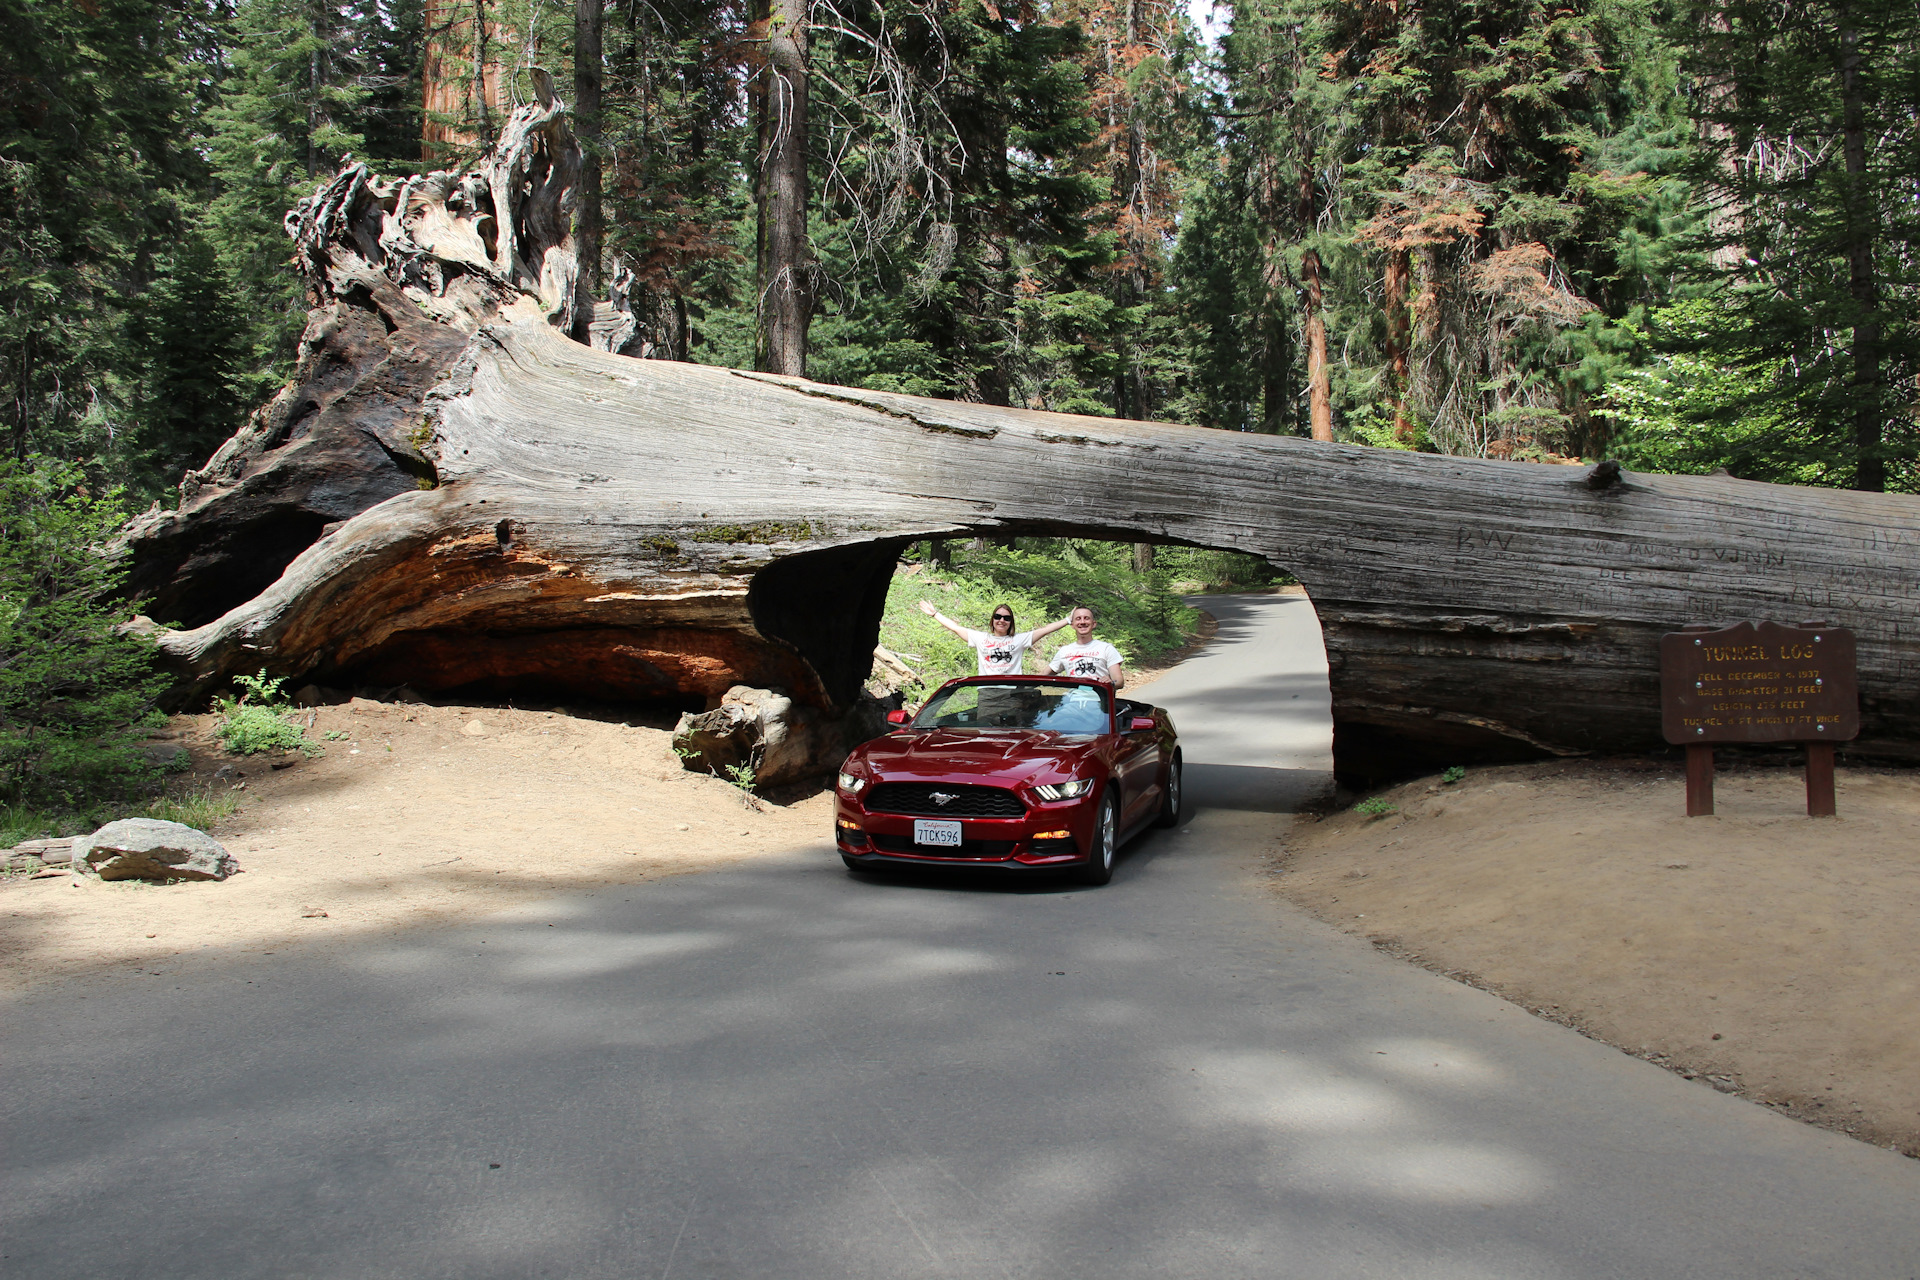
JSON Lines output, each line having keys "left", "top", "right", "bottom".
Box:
{"left": 911, "top": 682, "right": 1111, "bottom": 735}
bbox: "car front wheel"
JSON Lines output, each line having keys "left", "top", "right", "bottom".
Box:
{"left": 1075, "top": 792, "right": 1118, "bottom": 885}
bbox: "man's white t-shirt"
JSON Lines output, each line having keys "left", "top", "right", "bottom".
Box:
{"left": 1049, "top": 639, "right": 1124, "bottom": 683}
{"left": 964, "top": 629, "right": 1037, "bottom": 676}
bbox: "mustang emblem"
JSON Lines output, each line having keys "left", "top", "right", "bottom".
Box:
{"left": 930, "top": 791, "right": 957, "bottom": 806}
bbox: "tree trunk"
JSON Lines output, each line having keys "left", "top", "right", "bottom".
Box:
{"left": 124, "top": 127, "right": 1920, "bottom": 789}
{"left": 1302, "top": 247, "right": 1333, "bottom": 442}
{"left": 572, "top": 0, "right": 603, "bottom": 344}
{"left": 1258, "top": 241, "right": 1293, "bottom": 434}
{"left": 422, "top": 0, "right": 512, "bottom": 158}
{"left": 754, "top": 0, "right": 811, "bottom": 377}
{"left": 1132, "top": 543, "right": 1155, "bottom": 574}
{"left": 1384, "top": 247, "right": 1413, "bottom": 444}
{"left": 1838, "top": 19, "right": 1884, "bottom": 493}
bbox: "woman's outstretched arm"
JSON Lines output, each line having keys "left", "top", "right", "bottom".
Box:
{"left": 918, "top": 599, "right": 975, "bottom": 641}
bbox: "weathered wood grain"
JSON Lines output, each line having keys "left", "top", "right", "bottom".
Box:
{"left": 146, "top": 322, "right": 1920, "bottom": 782}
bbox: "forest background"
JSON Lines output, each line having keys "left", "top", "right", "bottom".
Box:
{"left": 6, "top": 0, "right": 1917, "bottom": 497}
{"left": 0, "top": 0, "right": 1916, "bottom": 818}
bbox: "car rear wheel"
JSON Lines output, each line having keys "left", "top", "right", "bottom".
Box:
{"left": 1075, "top": 793, "right": 1118, "bottom": 885}
{"left": 1153, "top": 750, "right": 1183, "bottom": 828}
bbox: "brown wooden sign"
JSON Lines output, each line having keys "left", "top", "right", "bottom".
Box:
{"left": 1660, "top": 621, "right": 1859, "bottom": 745}
{"left": 1659, "top": 621, "right": 1858, "bottom": 818}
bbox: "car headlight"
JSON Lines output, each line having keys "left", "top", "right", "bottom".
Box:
{"left": 1033, "top": 778, "right": 1093, "bottom": 801}
{"left": 836, "top": 771, "right": 868, "bottom": 794}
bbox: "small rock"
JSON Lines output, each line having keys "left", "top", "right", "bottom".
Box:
{"left": 213, "top": 764, "right": 242, "bottom": 784}
{"left": 674, "top": 823, "right": 690, "bottom": 831}
{"left": 141, "top": 743, "right": 191, "bottom": 770}
{"left": 72, "top": 819, "right": 239, "bottom": 882}
{"left": 300, "top": 907, "right": 329, "bottom": 918}
{"left": 14, "top": 837, "right": 74, "bottom": 863}
{"left": 270, "top": 757, "right": 301, "bottom": 771}
{"left": 29, "top": 866, "right": 67, "bottom": 880}
{"left": 462, "top": 720, "right": 490, "bottom": 737}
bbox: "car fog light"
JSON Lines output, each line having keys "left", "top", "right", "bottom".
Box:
{"left": 1033, "top": 829, "right": 1072, "bottom": 841}
{"left": 1033, "top": 779, "right": 1093, "bottom": 801}
{"left": 836, "top": 772, "right": 867, "bottom": 793}
{"left": 836, "top": 817, "right": 862, "bottom": 831}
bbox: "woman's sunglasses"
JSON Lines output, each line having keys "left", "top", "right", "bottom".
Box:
{"left": 991, "top": 614, "right": 1014, "bottom": 623}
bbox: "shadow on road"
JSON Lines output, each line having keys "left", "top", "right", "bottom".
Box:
{"left": 1184, "top": 761, "right": 1332, "bottom": 813}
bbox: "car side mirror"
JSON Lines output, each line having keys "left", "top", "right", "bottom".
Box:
{"left": 886, "top": 709, "right": 911, "bottom": 725}
{"left": 1129, "top": 716, "right": 1157, "bottom": 732}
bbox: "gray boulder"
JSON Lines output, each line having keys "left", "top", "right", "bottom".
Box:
{"left": 73, "top": 819, "right": 238, "bottom": 882}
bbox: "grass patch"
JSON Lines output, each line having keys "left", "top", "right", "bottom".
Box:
{"left": 145, "top": 788, "right": 243, "bottom": 830}
{"left": 0, "top": 786, "right": 242, "bottom": 848}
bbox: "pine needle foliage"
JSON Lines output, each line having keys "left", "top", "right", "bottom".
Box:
{"left": 0, "top": 459, "right": 166, "bottom": 810}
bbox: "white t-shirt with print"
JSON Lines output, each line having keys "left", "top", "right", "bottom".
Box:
{"left": 964, "top": 629, "right": 1037, "bottom": 676}
{"left": 1049, "top": 639, "right": 1124, "bottom": 683}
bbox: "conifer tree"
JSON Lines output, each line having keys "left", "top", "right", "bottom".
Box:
{"left": 1673, "top": 0, "right": 1920, "bottom": 491}
{"left": 208, "top": 0, "right": 373, "bottom": 380}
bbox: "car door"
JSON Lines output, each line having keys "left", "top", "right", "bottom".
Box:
{"left": 1112, "top": 702, "right": 1163, "bottom": 830}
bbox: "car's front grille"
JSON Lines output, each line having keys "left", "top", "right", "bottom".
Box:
{"left": 869, "top": 834, "right": 1017, "bottom": 860}
{"left": 865, "top": 783, "right": 1025, "bottom": 817}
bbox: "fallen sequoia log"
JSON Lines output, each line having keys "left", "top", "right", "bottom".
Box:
{"left": 121, "top": 95, "right": 1920, "bottom": 786}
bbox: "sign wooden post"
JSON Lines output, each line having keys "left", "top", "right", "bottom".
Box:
{"left": 1684, "top": 741, "right": 1716, "bottom": 817}
{"left": 1659, "top": 621, "right": 1859, "bottom": 817}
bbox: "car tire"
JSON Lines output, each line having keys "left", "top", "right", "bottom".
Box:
{"left": 1075, "top": 792, "right": 1119, "bottom": 886}
{"left": 1153, "top": 749, "right": 1183, "bottom": 828}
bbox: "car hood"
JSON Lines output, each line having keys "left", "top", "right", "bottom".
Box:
{"left": 856, "top": 730, "right": 1103, "bottom": 785}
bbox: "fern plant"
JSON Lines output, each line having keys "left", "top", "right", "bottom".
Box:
{"left": 214, "top": 668, "right": 319, "bottom": 756}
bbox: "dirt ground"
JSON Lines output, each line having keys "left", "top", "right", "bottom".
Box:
{"left": 1275, "top": 758, "right": 1920, "bottom": 1158}
{"left": 0, "top": 698, "right": 832, "bottom": 993}
{"left": 0, "top": 620, "right": 1214, "bottom": 994}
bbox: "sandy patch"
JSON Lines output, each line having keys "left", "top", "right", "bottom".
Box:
{"left": 1275, "top": 759, "right": 1920, "bottom": 1157}
{"left": 0, "top": 698, "right": 832, "bottom": 992}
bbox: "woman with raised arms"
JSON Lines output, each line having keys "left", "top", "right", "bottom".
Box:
{"left": 919, "top": 600, "right": 1072, "bottom": 676}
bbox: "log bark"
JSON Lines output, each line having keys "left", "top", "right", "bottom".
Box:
{"left": 125, "top": 129, "right": 1920, "bottom": 788}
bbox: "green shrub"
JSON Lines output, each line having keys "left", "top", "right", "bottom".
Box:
{"left": 214, "top": 668, "right": 319, "bottom": 756}
{"left": 0, "top": 458, "right": 167, "bottom": 811}
{"left": 1354, "top": 797, "right": 1397, "bottom": 818}
{"left": 1441, "top": 765, "right": 1466, "bottom": 784}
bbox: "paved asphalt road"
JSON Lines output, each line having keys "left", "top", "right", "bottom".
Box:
{"left": 6, "top": 594, "right": 1919, "bottom": 1278}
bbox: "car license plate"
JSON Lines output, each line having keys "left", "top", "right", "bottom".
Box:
{"left": 913, "top": 819, "right": 963, "bottom": 847}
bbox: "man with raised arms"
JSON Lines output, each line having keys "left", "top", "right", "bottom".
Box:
{"left": 1048, "top": 605, "right": 1126, "bottom": 690}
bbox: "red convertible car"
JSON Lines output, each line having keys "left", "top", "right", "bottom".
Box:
{"left": 833, "top": 675, "right": 1182, "bottom": 885}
